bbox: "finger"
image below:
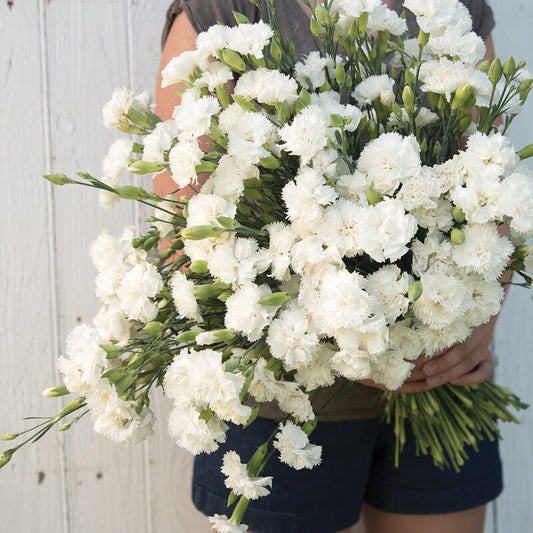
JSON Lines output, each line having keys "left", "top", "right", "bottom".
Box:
{"left": 449, "top": 359, "right": 493, "bottom": 386}
{"left": 425, "top": 349, "right": 488, "bottom": 388}
{"left": 423, "top": 345, "right": 469, "bottom": 377}
{"left": 393, "top": 380, "right": 431, "bottom": 394}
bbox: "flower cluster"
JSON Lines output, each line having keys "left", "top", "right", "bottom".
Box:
{"left": 5, "top": 1, "right": 532, "bottom": 532}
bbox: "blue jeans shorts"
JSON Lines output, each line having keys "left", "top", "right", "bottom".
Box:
{"left": 192, "top": 416, "right": 503, "bottom": 533}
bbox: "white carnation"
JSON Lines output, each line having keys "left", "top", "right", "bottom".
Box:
{"left": 173, "top": 95, "right": 220, "bottom": 139}
{"left": 209, "top": 515, "right": 248, "bottom": 533}
{"left": 221, "top": 451, "right": 272, "bottom": 500}
{"left": 352, "top": 75, "right": 395, "bottom": 107}
{"left": 365, "top": 265, "right": 410, "bottom": 323}
{"left": 235, "top": 67, "right": 298, "bottom": 106}
{"left": 452, "top": 223, "right": 514, "bottom": 281}
{"left": 273, "top": 422, "right": 322, "bottom": 470}
{"left": 266, "top": 222, "right": 298, "bottom": 281}
{"left": 295, "top": 51, "right": 335, "bottom": 90}
{"left": 171, "top": 271, "right": 201, "bottom": 322}
{"left": 225, "top": 21, "right": 274, "bottom": 58}
{"left": 168, "top": 139, "right": 204, "bottom": 188}
{"left": 227, "top": 111, "right": 275, "bottom": 165}
{"left": 194, "top": 61, "right": 233, "bottom": 91}
{"left": 142, "top": 120, "right": 179, "bottom": 164}
{"left": 161, "top": 50, "right": 199, "bottom": 88}
{"left": 499, "top": 173, "right": 533, "bottom": 235}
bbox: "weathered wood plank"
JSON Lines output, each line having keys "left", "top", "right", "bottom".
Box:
{"left": 0, "top": 0, "right": 65, "bottom": 531}
{"left": 488, "top": 1, "right": 533, "bottom": 531}
{"left": 45, "top": 0, "right": 148, "bottom": 531}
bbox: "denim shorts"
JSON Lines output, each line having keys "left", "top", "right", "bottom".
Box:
{"left": 192, "top": 416, "right": 503, "bottom": 533}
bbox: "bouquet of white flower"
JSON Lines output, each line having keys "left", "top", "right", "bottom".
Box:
{"left": 3, "top": 0, "right": 533, "bottom": 530}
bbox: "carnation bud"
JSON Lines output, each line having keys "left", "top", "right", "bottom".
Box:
{"left": 115, "top": 185, "right": 155, "bottom": 200}
{"left": 59, "top": 422, "right": 73, "bottom": 432}
{"left": 196, "top": 329, "right": 237, "bottom": 345}
{"left": 457, "top": 114, "right": 472, "bottom": 135}
{"left": 142, "top": 235, "right": 159, "bottom": 251}
{"left": 270, "top": 38, "right": 282, "bottom": 62}
{"left": 488, "top": 57, "right": 503, "bottom": 85}
{"left": 451, "top": 84, "right": 473, "bottom": 111}
{"left": 310, "top": 17, "right": 323, "bottom": 37}
{"left": 128, "top": 160, "right": 165, "bottom": 174}
{"left": 402, "top": 86, "right": 415, "bottom": 114}
{"left": 503, "top": 56, "right": 516, "bottom": 78}
{"left": 225, "top": 356, "right": 242, "bottom": 373}
{"left": 404, "top": 69, "right": 416, "bottom": 87}
{"left": 452, "top": 207, "right": 466, "bottom": 223}
{"left": 517, "top": 143, "right": 533, "bottom": 160}
{"left": 258, "top": 292, "right": 292, "bottom": 306}
{"left": 194, "top": 283, "right": 224, "bottom": 299}
{"left": 329, "top": 114, "right": 345, "bottom": 128}
{"left": 43, "top": 173, "right": 77, "bottom": 186}
{"left": 451, "top": 228, "right": 466, "bottom": 245}
{"left": 513, "top": 244, "right": 533, "bottom": 259}
{"left": 58, "top": 397, "right": 85, "bottom": 418}
{"left": 1, "top": 433, "right": 18, "bottom": 441}
{"left": 335, "top": 62, "right": 346, "bottom": 86}
{"left": 302, "top": 417, "right": 318, "bottom": 436}
{"left": 176, "top": 330, "right": 201, "bottom": 343}
{"left": 408, "top": 281, "right": 423, "bottom": 301}
{"left": 216, "top": 216, "right": 238, "bottom": 229}
{"left": 476, "top": 60, "right": 490, "bottom": 73}
{"left": 181, "top": 225, "right": 224, "bottom": 240}
{"left": 358, "top": 11, "right": 369, "bottom": 34}
{"left": 0, "top": 448, "right": 18, "bottom": 469}
{"left": 215, "top": 84, "right": 231, "bottom": 109}
{"left": 43, "top": 385, "right": 69, "bottom": 398}
{"left": 243, "top": 403, "right": 260, "bottom": 428}
{"left": 190, "top": 260, "right": 209, "bottom": 273}
{"left": 366, "top": 186, "right": 382, "bottom": 206}
{"left": 418, "top": 29, "right": 429, "bottom": 46}
{"left": 315, "top": 4, "right": 329, "bottom": 25}
{"left": 219, "top": 49, "right": 246, "bottom": 73}
{"left": 143, "top": 321, "right": 163, "bottom": 335}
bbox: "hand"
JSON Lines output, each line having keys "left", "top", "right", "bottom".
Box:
{"left": 358, "top": 321, "right": 496, "bottom": 394}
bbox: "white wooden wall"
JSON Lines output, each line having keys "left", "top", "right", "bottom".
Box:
{"left": 0, "top": 1, "right": 531, "bottom": 532}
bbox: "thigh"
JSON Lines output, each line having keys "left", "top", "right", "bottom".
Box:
{"left": 362, "top": 503, "right": 486, "bottom": 533}
{"left": 364, "top": 420, "right": 503, "bottom": 517}
{"left": 192, "top": 416, "right": 381, "bottom": 533}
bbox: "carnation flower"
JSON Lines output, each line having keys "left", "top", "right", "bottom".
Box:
{"left": 293, "top": 343, "right": 336, "bottom": 390}
{"left": 365, "top": 265, "right": 410, "bottom": 323}
{"left": 225, "top": 21, "right": 274, "bottom": 58}
{"left": 416, "top": 319, "right": 472, "bottom": 356}
{"left": 413, "top": 272, "right": 469, "bottom": 329}
{"left": 171, "top": 271, "right": 201, "bottom": 322}
{"left": 168, "top": 404, "right": 228, "bottom": 454}
{"left": 142, "top": 120, "right": 179, "bottom": 164}
{"left": 352, "top": 75, "right": 395, "bottom": 107}
{"left": 266, "top": 222, "right": 298, "bottom": 281}
{"left": 428, "top": 29, "right": 485, "bottom": 65}
{"left": 452, "top": 223, "right": 514, "bottom": 281}
{"left": 224, "top": 283, "right": 278, "bottom": 341}
{"left": 499, "top": 172, "right": 533, "bottom": 235}
{"left": 221, "top": 451, "right": 272, "bottom": 500}
{"left": 404, "top": 0, "right": 472, "bottom": 37}
{"left": 368, "top": 4, "right": 407, "bottom": 35}
{"left": 463, "top": 278, "right": 504, "bottom": 327}
{"left": 227, "top": 111, "right": 276, "bottom": 165}
{"left": 173, "top": 95, "right": 221, "bottom": 139}
{"left": 357, "top": 133, "right": 421, "bottom": 195}
{"left": 330, "top": 349, "right": 372, "bottom": 380}
{"left": 209, "top": 515, "right": 248, "bottom": 533}
{"left": 273, "top": 422, "right": 322, "bottom": 470}
{"left": 161, "top": 50, "right": 200, "bottom": 87}
{"left": 168, "top": 139, "right": 204, "bottom": 188}
{"left": 194, "top": 61, "right": 233, "bottom": 91}
{"left": 295, "top": 51, "right": 335, "bottom": 90}
{"left": 235, "top": 68, "right": 298, "bottom": 106}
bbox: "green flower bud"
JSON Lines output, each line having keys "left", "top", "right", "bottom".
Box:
{"left": 476, "top": 60, "right": 490, "bottom": 73}
{"left": 315, "top": 4, "right": 329, "bottom": 25}
{"left": 217, "top": 291, "right": 232, "bottom": 303}
{"left": 115, "top": 185, "right": 155, "bottom": 200}
{"left": 196, "top": 329, "right": 237, "bottom": 345}
{"left": 0, "top": 448, "right": 18, "bottom": 469}
{"left": 258, "top": 292, "right": 292, "bottom": 306}
{"left": 59, "top": 422, "right": 73, "bottom": 432}
{"left": 366, "top": 186, "right": 382, "bottom": 206}
{"left": 488, "top": 57, "right": 503, "bottom": 85}
{"left": 194, "top": 160, "right": 217, "bottom": 174}
{"left": 126, "top": 107, "right": 151, "bottom": 129}
{"left": 358, "top": 11, "right": 369, "bottom": 34}
{"left": 402, "top": 86, "right": 415, "bottom": 114}
{"left": 451, "top": 228, "right": 466, "bottom": 245}
{"left": 329, "top": 113, "right": 345, "bottom": 128}
{"left": 215, "top": 84, "right": 231, "bottom": 109}
{"left": 513, "top": 244, "right": 533, "bottom": 259}
{"left": 408, "top": 281, "right": 423, "bottom": 301}
{"left": 452, "top": 206, "right": 466, "bottom": 223}
{"left": 310, "top": 17, "right": 323, "bottom": 37}
{"left": 115, "top": 374, "right": 137, "bottom": 396}
{"left": 128, "top": 160, "right": 165, "bottom": 174}
{"left": 117, "top": 125, "right": 145, "bottom": 135}
{"left": 302, "top": 417, "right": 318, "bottom": 436}
{"left": 278, "top": 101, "right": 291, "bottom": 124}
{"left": 270, "top": 38, "right": 282, "bottom": 62}
{"left": 503, "top": 56, "right": 516, "bottom": 78}
{"left": 219, "top": 48, "right": 246, "bottom": 73}
{"left": 190, "top": 260, "right": 209, "bottom": 273}
{"left": 143, "top": 321, "right": 163, "bottom": 335}
{"left": 216, "top": 216, "right": 237, "bottom": 229}
{"left": 335, "top": 62, "right": 346, "bottom": 86}
{"left": 176, "top": 330, "right": 201, "bottom": 343}
{"left": 517, "top": 143, "right": 533, "bottom": 160}
{"left": 142, "top": 235, "right": 160, "bottom": 251}
{"left": 58, "top": 397, "right": 85, "bottom": 418}
{"left": 1, "top": 433, "right": 18, "bottom": 441}
{"left": 43, "top": 173, "right": 77, "bottom": 186}
{"left": 194, "top": 283, "right": 224, "bottom": 299}
{"left": 181, "top": 225, "right": 224, "bottom": 240}
{"left": 404, "top": 69, "right": 416, "bottom": 87}
{"left": 243, "top": 403, "right": 260, "bottom": 428}
{"left": 42, "top": 385, "right": 69, "bottom": 398}
{"left": 418, "top": 29, "right": 429, "bottom": 46}
{"left": 420, "top": 137, "right": 428, "bottom": 154}
{"left": 451, "top": 84, "right": 473, "bottom": 110}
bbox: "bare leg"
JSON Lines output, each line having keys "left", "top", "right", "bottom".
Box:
{"left": 362, "top": 502, "right": 486, "bottom": 533}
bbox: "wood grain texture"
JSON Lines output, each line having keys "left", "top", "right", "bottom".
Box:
{"left": 0, "top": 0, "right": 66, "bottom": 531}
{"left": 44, "top": 0, "right": 148, "bottom": 531}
